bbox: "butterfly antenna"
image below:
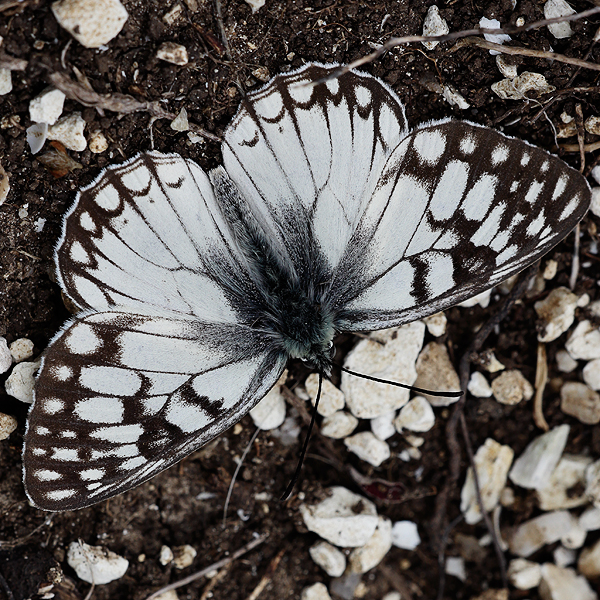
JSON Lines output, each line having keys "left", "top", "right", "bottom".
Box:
{"left": 340, "top": 366, "right": 462, "bottom": 398}
{"left": 280, "top": 372, "right": 323, "bottom": 501}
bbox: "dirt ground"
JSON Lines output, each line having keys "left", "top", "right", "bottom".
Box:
{"left": 1, "top": 1, "right": 600, "bottom": 599}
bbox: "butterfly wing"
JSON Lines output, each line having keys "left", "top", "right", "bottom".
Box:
{"left": 24, "top": 309, "right": 286, "bottom": 511}
{"left": 332, "top": 119, "right": 591, "bottom": 330}
{"left": 222, "top": 63, "right": 409, "bottom": 273}
{"left": 56, "top": 151, "right": 251, "bottom": 324}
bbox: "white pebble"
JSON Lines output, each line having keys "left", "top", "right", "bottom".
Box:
{"left": 9, "top": 338, "right": 34, "bottom": 362}
{"left": 553, "top": 545, "right": 576, "bottom": 567}
{"left": 320, "top": 411, "right": 358, "bottom": 439}
{"left": 382, "top": 593, "right": 402, "bottom": 600}
{"left": 583, "top": 359, "right": 600, "bottom": 390}
{"left": 0, "top": 337, "right": 12, "bottom": 373}
{"left": 29, "top": 87, "right": 65, "bottom": 125}
{"left": 423, "top": 312, "right": 446, "bottom": 336}
{"left": 560, "top": 382, "right": 600, "bottom": 424}
{"left": 344, "top": 431, "right": 390, "bottom": 467}
{"left": 422, "top": 5, "right": 448, "bottom": 50}
{"left": 491, "top": 370, "right": 534, "bottom": 406}
{"left": 0, "top": 68, "right": 12, "bottom": 95}
{"left": 89, "top": 130, "right": 108, "bottom": 153}
{"left": 580, "top": 506, "right": 600, "bottom": 531}
{"left": 578, "top": 538, "right": 600, "bottom": 579}
{"left": 508, "top": 558, "right": 542, "bottom": 590}
{"left": 391, "top": 521, "right": 420, "bottom": 550}
{"left": 394, "top": 396, "right": 435, "bottom": 432}
{"left": 5, "top": 360, "right": 41, "bottom": 403}
{"left": 556, "top": 349, "right": 578, "bottom": 373}
{"left": 459, "top": 289, "right": 491, "bottom": 308}
{"left": 543, "top": 260, "right": 558, "bottom": 280}
{"left": 460, "top": 438, "right": 514, "bottom": 525}
{"left": 52, "top": 0, "right": 128, "bottom": 48}
{"left": 47, "top": 112, "right": 87, "bottom": 151}
{"left": 445, "top": 556, "right": 466, "bottom": 581}
{"left": 306, "top": 374, "right": 345, "bottom": 416}
{"left": 468, "top": 371, "right": 493, "bottom": 398}
{"left": 442, "top": 85, "right": 470, "bottom": 110}
{"left": 481, "top": 351, "right": 505, "bottom": 373}
{"left": 170, "top": 107, "right": 189, "bottom": 132}
{"left": 536, "top": 454, "right": 592, "bottom": 510}
{"left": 508, "top": 511, "right": 576, "bottom": 557}
{"left": 544, "top": 0, "right": 576, "bottom": 39}
{"left": 349, "top": 516, "right": 392, "bottom": 573}
{"left": 153, "top": 591, "right": 179, "bottom": 600}
{"left": 26, "top": 122, "right": 48, "bottom": 154}
{"left": 301, "top": 583, "right": 332, "bottom": 600}
{"left": 342, "top": 321, "right": 425, "bottom": 418}
{"left": 509, "top": 424, "right": 570, "bottom": 490}
{"left": 480, "top": 17, "right": 511, "bottom": 54}
{"left": 370, "top": 411, "right": 396, "bottom": 441}
{"left": 414, "top": 342, "right": 460, "bottom": 406}
{"left": 159, "top": 545, "right": 174, "bottom": 565}
{"left": 309, "top": 541, "right": 346, "bottom": 577}
{"left": 495, "top": 55, "right": 518, "bottom": 79}
{"left": 245, "top": 0, "right": 266, "bottom": 13}
{"left": 534, "top": 287, "right": 578, "bottom": 342}
{"left": 565, "top": 320, "right": 600, "bottom": 360}
{"left": 0, "top": 162, "right": 9, "bottom": 206}
{"left": 299, "top": 487, "right": 379, "bottom": 547}
{"left": 67, "top": 541, "right": 128, "bottom": 585}
{"left": 0, "top": 413, "right": 18, "bottom": 441}
{"left": 585, "top": 116, "right": 600, "bottom": 136}
{"left": 561, "top": 519, "right": 586, "bottom": 549}
{"left": 492, "top": 72, "right": 555, "bottom": 100}
{"left": 34, "top": 218, "right": 46, "bottom": 233}
{"left": 157, "top": 42, "right": 189, "bottom": 66}
{"left": 593, "top": 165, "right": 600, "bottom": 186}
{"left": 249, "top": 370, "right": 287, "bottom": 430}
{"left": 586, "top": 460, "right": 600, "bottom": 507}
{"left": 539, "top": 563, "right": 597, "bottom": 600}
{"left": 172, "top": 545, "right": 196, "bottom": 569}
{"left": 162, "top": 3, "right": 183, "bottom": 25}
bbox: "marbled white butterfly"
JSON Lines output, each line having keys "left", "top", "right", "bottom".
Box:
{"left": 23, "top": 63, "right": 590, "bottom": 511}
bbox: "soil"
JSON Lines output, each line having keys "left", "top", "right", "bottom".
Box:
{"left": 1, "top": 1, "right": 599, "bottom": 599}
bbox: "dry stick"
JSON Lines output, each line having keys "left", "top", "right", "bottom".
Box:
{"left": 533, "top": 343, "right": 550, "bottom": 432}
{"left": 223, "top": 426, "right": 261, "bottom": 527}
{"left": 144, "top": 534, "right": 267, "bottom": 600}
{"left": 319, "top": 7, "right": 600, "bottom": 80}
{"left": 0, "top": 52, "right": 27, "bottom": 70}
{"left": 199, "top": 562, "right": 231, "bottom": 600}
{"left": 245, "top": 547, "right": 286, "bottom": 600}
{"left": 48, "top": 72, "right": 221, "bottom": 143}
{"left": 561, "top": 140, "right": 600, "bottom": 153}
{"left": 449, "top": 37, "right": 600, "bottom": 72}
{"left": 0, "top": 514, "right": 54, "bottom": 549}
{"left": 432, "top": 263, "right": 540, "bottom": 600}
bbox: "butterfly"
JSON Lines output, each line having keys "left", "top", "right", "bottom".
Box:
{"left": 23, "top": 62, "right": 590, "bottom": 511}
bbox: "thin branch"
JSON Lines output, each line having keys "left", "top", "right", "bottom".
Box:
{"left": 450, "top": 37, "right": 600, "bottom": 72}
{"left": 560, "top": 140, "right": 600, "bottom": 152}
{"left": 318, "top": 7, "right": 600, "bottom": 80}
{"left": 533, "top": 343, "right": 550, "bottom": 432}
{"left": 48, "top": 72, "right": 221, "bottom": 143}
{"left": 0, "top": 52, "right": 27, "bottom": 70}
{"left": 0, "top": 514, "right": 54, "bottom": 549}
{"left": 244, "top": 547, "right": 286, "bottom": 600}
{"left": 143, "top": 535, "right": 267, "bottom": 600}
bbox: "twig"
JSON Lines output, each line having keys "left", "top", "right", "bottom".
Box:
{"left": 533, "top": 343, "right": 550, "bottom": 432}
{"left": 0, "top": 52, "right": 27, "bottom": 70}
{"left": 199, "top": 563, "right": 231, "bottom": 600}
{"left": 244, "top": 547, "right": 286, "bottom": 600}
{"left": 214, "top": 0, "right": 233, "bottom": 62}
{"left": 560, "top": 140, "right": 600, "bottom": 153}
{"left": 0, "top": 514, "right": 54, "bottom": 548}
{"left": 431, "top": 264, "right": 540, "bottom": 599}
{"left": 48, "top": 72, "right": 221, "bottom": 143}
{"left": 143, "top": 535, "right": 267, "bottom": 600}
{"left": 379, "top": 564, "right": 415, "bottom": 600}
{"left": 83, "top": 582, "right": 95, "bottom": 600}
{"left": 0, "top": 572, "right": 15, "bottom": 600}
{"left": 223, "top": 426, "right": 261, "bottom": 527}
{"left": 451, "top": 37, "right": 600, "bottom": 72}
{"left": 317, "top": 7, "right": 600, "bottom": 80}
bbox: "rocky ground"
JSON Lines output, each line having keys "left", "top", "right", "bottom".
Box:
{"left": 1, "top": 1, "right": 600, "bottom": 599}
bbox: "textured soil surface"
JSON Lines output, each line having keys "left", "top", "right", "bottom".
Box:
{"left": 1, "top": 1, "right": 600, "bottom": 599}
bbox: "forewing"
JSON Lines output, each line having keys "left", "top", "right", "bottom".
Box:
{"left": 332, "top": 120, "right": 591, "bottom": 330}
{"left": 222, "top": 63, "right": 408, "bottom": 272}
{"left": 23, "top": 309, "right": 286, "bottom": 511}
{"left": 57, "top": 151, "right": 249, "bottom": 324}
